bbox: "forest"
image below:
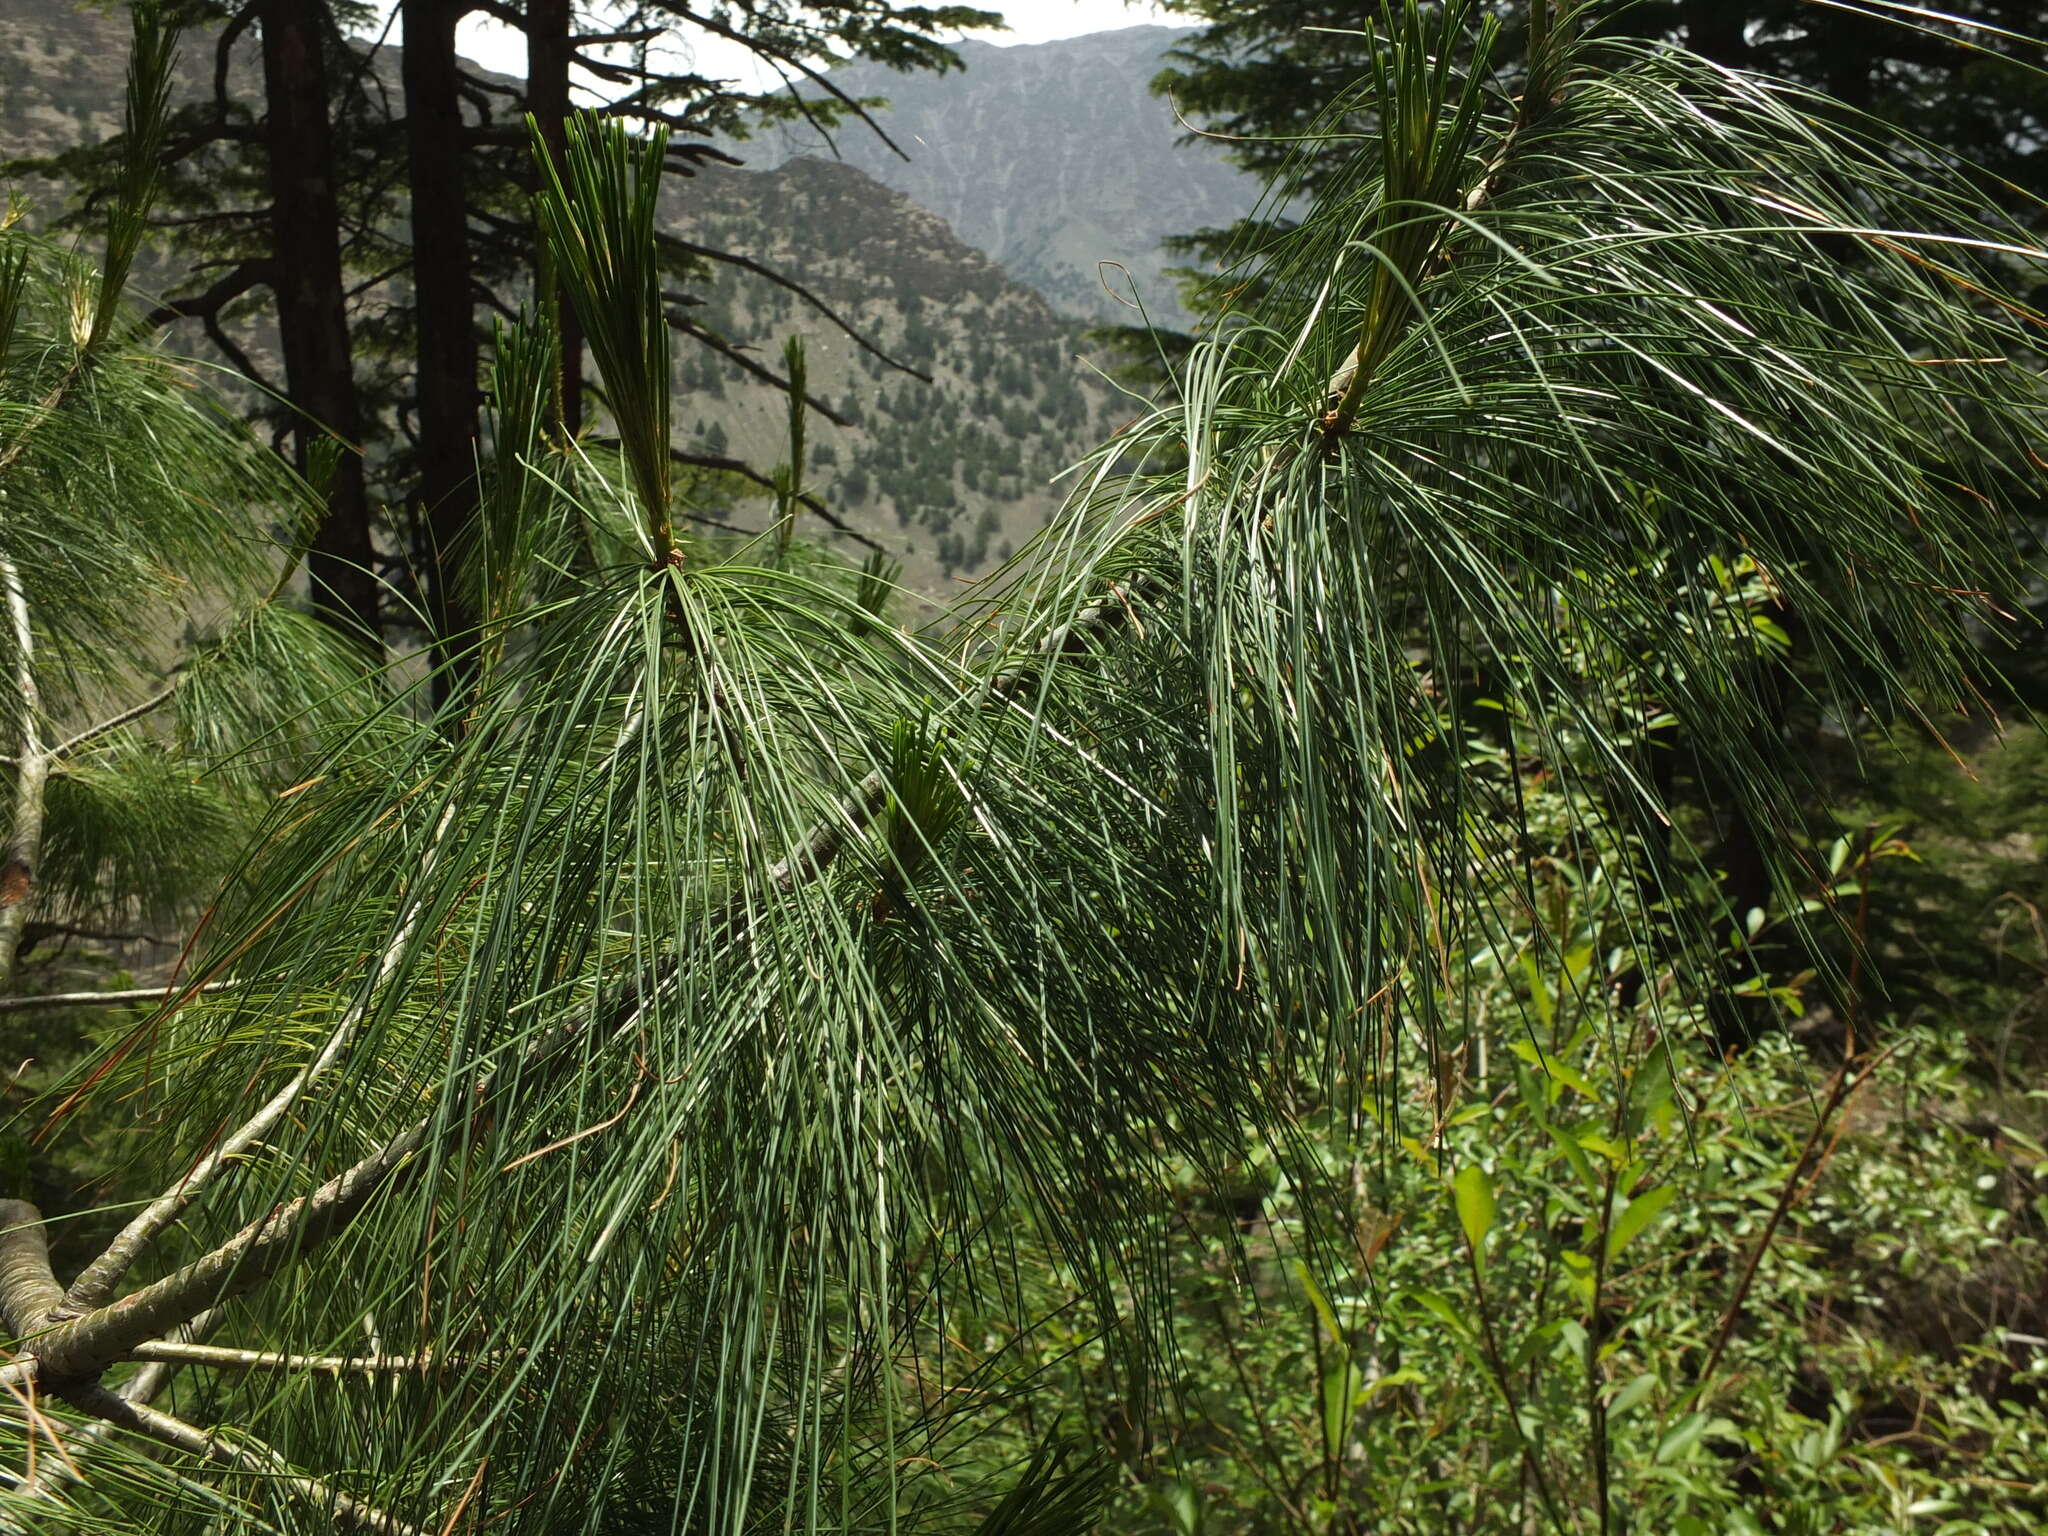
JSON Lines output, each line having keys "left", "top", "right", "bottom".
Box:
{"left": 1, "top": 1, "right": 2045, "bottom": 1532}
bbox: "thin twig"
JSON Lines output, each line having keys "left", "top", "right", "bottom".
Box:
{"left": 0, "top": 981, "right": 240, "bottom": 1016}
{"left": 48, "top": 684, "right": 179, "bottom": 761}
{"left": 60, "top": 803, "right": 461, "bottom": 1315}
{"left": 58, "top": 1385, "right": 427, "bottom": 1536}
{"left": 1693, "top": 1041, "right": 1900, "bottom": 1389}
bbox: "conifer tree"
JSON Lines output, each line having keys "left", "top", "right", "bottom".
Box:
{"left": 4, "top": 4, "right": 2045, "bottom": 1532}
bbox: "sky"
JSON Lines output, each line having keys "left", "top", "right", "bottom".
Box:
{"left": 367, "top": 2, "right": 1177, "bottom": 93}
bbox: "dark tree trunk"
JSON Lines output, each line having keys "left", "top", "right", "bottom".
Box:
{"left": 402, "top": 0, "right": 480, "bottom": 703}
{"left": 527, "top": 0, "right": 582, "bottom": 437}
{"left": 259, "top": 0, "right": 377, "bottom": 639}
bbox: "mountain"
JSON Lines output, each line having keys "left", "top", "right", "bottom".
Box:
{"left": 759, "top": 26, "right": 1255, "bottom": 324}
{"left": 0, "top": 1, "right": 1131, "bottom": 592}
{"left": 660, "top": 155, "right": 1122, "bottom": 592}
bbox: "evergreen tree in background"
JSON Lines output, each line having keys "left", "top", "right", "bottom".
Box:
{"left": 10, "top": 0, "right": 993, "bottom": 668}
{"left": 1154, "top": 0, "right": 2048, "bottom": 303}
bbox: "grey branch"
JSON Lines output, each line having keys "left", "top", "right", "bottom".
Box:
{"left": 58, "top": 1385, "right": 426, "bottom": 1536}
{"left": 61, "top": 804, "right": 460, "bottom": 1315}
{"left": 0, "top": 559, "right": 49, "bottom": 999}
{"left": 0, "top": 980, "right": 240, "bottom": 1016}
{"left": 0, "top": 1200, "right": 64, "bottom": 1340}
{"left": 47, "top": 683, "right": 179, "bottom": 760}
{"left": 126, "top": 1339, "right": 475, "bottom": 1374}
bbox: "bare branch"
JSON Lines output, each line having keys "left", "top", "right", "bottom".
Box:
{"left": 48, "top": 683, "right": 178, "bottom": 759}
{"left": 125, "top": 1340, "right": 479, "bottom": 1375}
{"left": 212, "top": 1, "right": 258, "bottom": 123}
{"left": 570, "top": 26, "right": 664, "bottom": 49}
{"left": 0, "top": 1201, "right": 64, "bottom": 1339}
{"left": 0, "top": 981, "right": 240, "bottom": 1016}
{"left": 659, "top": 308, "right": 852, "bottom": 421}
{"left": 58, "top": 1386, "right": 426, "bottom": 1536}
{"left": 662, "top": 4, "right": 912, "bottom": 161}
{"left": 200, "top": 311, "right": 281, "bottom": 398}
{"left": 0, "top": 560, "right": 48, "bottom": 998}
{"left": 660, "top": 444, "right": 886, "bottom": 553}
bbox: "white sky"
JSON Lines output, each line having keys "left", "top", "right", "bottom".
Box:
{"left": 366, "top": 3, "right": 1175, "bottom": 93}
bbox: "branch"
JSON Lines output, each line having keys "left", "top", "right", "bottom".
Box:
{"left": 200, "top": 312, "right": 280, "bottom": 399}
{"left": 60, "top": 804, "right": 460, "bottom": 1316}
{"left": 1322, "top": 7, "right": 1575, "bottom": 438}
{"left": 468, "top": 0, "right": 524, "bottom": 29}
{"left": 27, "top": 753, "right": 907, "bottom": 1384}
{"left": 660, "top": 309, "right": 852, "bottom": 422}
{"left": 14, "top": 922, "right": 171, "bottom": 953}
{"left": 655, "top": 231, "right": 932, "bottom": 382}
{"left": 125, "top": 1340, "right": 478, "bottom": 1375}
{"left": 570, "top": 26, "right": 664, "bottom": 49}
{"left": 58, "top": 1386, "right": 425, "bottom": 1536}
{"left": 48, "top": 683, "right": 178, "bottom": 758}
{"left": 0, "top": 981, "right": 240, "bottom": 1016}
{"left": 0, "top": 1201, "right": 64, "bottom": 1340}
{"left": 37, "top": 1100, "right": 440, "bottom": 1382}
{"left": 213, "top": 1, "right": 258, "bottom": 123}
{"left": 662, "top": 3, "right": 911, "bottom": 161}
{"left": 0, "top": 560, "right": 49, "bottom": 999}
{"left": 661, "top": 445, "right": 886, "bottom": 553}
{"left": 456, "top": 68, "right": 523, "bottom": 100}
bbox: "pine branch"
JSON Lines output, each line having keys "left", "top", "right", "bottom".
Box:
{"left": 0, "top": 982, "right": 240, "bottom": 1016}
{"left": 60, "top": 805, "right": 459, "bottom": 1315}
{"left": 56, "top": 1386, "right": 426, "bottom": 1536}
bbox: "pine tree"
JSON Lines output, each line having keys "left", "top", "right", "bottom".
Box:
{"left": 4, "top": 7, "right": 2046, "bottom": 1531}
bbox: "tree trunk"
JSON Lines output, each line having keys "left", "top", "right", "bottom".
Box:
{"left": 527, "top": 0, "right": 582, "bottom": 437}
{"left": 259, "top": 0, "right": 377, "bottom": 639}
{"left": 402, "top": 0, "right": 480, "bottom": 703}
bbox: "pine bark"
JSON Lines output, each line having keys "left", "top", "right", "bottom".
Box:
{"left": 402, "top": 0, "right": 481, "bottom": 701}
{"left": 527, "top": 0, "right": 583, "bottom": 437}
{"left": 260, "top": 0, "right": 378, "bottom": 638}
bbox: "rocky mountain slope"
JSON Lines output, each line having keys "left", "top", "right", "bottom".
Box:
{"left": 760, "top": 25, "right": 1254, "bottom": 324}
{"left": 661, "top": 155, "right": 1124, "bottom": 591}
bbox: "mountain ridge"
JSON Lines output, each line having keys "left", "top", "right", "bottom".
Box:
{"left": 757, "top": 24, "right": 1254, "bottom": 324}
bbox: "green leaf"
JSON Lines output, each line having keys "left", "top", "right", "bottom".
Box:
{"left": 1295, "top": 1259, "right": 1349, "bottom": 1348}
{"left": 1452, "top": 1164, "right": 1497, "bottom": 1266}
{"left": 1546, "top": 1124, "right": 1600, "bottom": 1194}
{"left": 1518, "top": 950, "right": 1556, "bottom": 1029}
{"left": 1656, "top": 1412, "right": 1712, "bottom": 1465}
{"left": 1608, "top": 1373, "right": 1658, "bottom": 1419}
{"left": 1606, "top": 1184, "right": 1677, "bottom": 1263}
{"left": 1509, "top": 1037, "right": 1599, "bottom": 1101}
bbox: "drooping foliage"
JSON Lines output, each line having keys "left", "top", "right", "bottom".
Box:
{"left": 2, "top": 4, "right": 2044, "bottom": 1533}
